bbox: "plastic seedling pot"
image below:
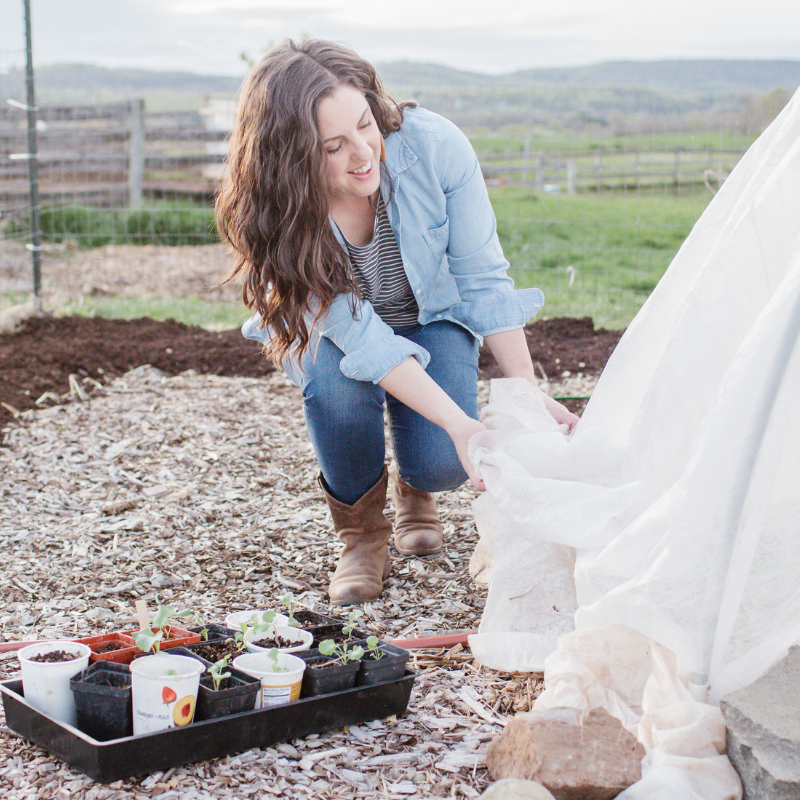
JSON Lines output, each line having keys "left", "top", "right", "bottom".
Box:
{"left": 185, "top": 639, "right": 244, "bottom": 664}
{"left": 75, "top": 633, "right": 139, "bottom": 665}
{"left": 298, "top": 654, "right": 361, "bottom": 697}
{"left": 245, "top": 625, "right": 313, "bottom": 654}
{"left": 351, "top": 640, "right": 410, "bottom": 686}
{"left": 129, "top": 653, "right": 204, "bottom": 735}
{"left": 311, "top": 627, "right": 369, "bottom": 649}
{"left": 224, "top": 610, "right": 288, "bottom": 633}
{"left": 195, "top": 667, "right": 260, "bottom": 722}
{"left": 121, "top": 625, "right": 201, "bottom": 653}
{"left": 18, "top": 641, "right": 92, "bottom": 726}
{"left": 292, "top": 610, "right": 344, "bottom": 640}
{"left": 232, "top": 651, "right": 305, "bottom": 709}
{"left": 70, "top": 661, "right": 132, "bottom": 741}
{"left": 188, "top": 623, "right": 237, "bottom": 644}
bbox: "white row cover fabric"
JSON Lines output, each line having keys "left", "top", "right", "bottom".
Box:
{"left": 468, "top": 86, "right": 800, "bottom": 800}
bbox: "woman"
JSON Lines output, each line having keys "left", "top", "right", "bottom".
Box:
{"left": 216, "top": 39, "right": 578, "bottom": 605}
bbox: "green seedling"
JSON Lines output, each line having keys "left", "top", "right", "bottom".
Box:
{"left": 208, "top": 655, "right": 232, "bottom": 691}
{"left": 365, "top": 635, "right": 384, "bottom": 660}
{"left": 318, "top": 638, "right": 364, "bottom": 665}
{"left": 280, "top": 593, "right": 299, "bottom": 627}
{"left": 231, "top": 611, "right": 278, "bottom": 653}
{"left": 132, "top": 603, "right": 194, "bottom": 654}
{"left": 341, "top": 609, "right": 364, "bottom": 641}
{"left": 266, "top": 647, "right": 289, "bottom": 672}
{"left": 246, "top": 610, "right": 278, "bottom": 640}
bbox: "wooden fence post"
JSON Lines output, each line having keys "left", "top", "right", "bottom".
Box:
{"left": 127, "top": 98, "right": 145, "bottom": 209}
{"left": 535, "top": 156, "right": 544, "bottom": 191}
{"left": 567, "top": 159, "right": 577, "bottom": 195}
{"left": 594, "top": 154, "right": 602, "bottom": 194}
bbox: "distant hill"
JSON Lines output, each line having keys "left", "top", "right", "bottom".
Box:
{"left": 12, "top": 58, "right": 799, "bottom": 100}
{"left": 507, "top": 60, "right": 800, "bottom": 94}
{"left": 35, "top": 63, "right": 242, "bottom": 95}
{"left": 0, "top": 59, "right": 794, "bottom": 130}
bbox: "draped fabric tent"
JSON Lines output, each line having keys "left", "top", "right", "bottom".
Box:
{"left": 468, "top": 87, "right": 800, "bottom": 799}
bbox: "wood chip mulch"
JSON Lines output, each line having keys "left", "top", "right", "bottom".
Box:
{"left": 0, "top": 365, "right": 602, "bottom": 800}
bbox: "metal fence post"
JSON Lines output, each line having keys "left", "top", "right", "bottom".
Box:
{"left": 127, "top": 98, "right": 145, "bottom": 209}
{"left": 23, "top": 0, "right": 42, "bottom": 313}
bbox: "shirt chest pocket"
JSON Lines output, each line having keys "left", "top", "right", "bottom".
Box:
{"left": 422, "top": 217, "right": 449, "bottom": 262}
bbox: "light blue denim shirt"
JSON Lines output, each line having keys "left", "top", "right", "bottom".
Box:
{"left": 242, "top": 107, "right": 544, "bottom": 383}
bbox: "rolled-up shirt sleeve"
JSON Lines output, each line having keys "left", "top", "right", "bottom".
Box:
{"left": 242, "top": 292, "right": 431, "bottom": 384}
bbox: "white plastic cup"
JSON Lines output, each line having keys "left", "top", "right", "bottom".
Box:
{"left": 18, "top": 641, "right": 92, "bottom": 726}
{"left": 233, "top": 651, "right": 306, "bottom": 708}
{"left": 129, "top": 653, "right": 204, "bottom": 735}
{"left": 245, "top": 625, "right": 313, "bottom": 654}
{"left": 224, "top": 609, "right": 288, "bottom": 634}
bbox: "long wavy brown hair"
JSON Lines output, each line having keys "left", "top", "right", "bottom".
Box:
{"left": 216, "top": 39, "right": 414, "bottom": 364}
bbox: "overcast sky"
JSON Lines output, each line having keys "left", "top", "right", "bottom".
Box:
{"left": 1, "top": 0, "right": 799, "bottom": 76}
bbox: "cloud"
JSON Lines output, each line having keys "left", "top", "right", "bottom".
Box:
{"left": 0, "top": 0, "right": 797, "bottom": 76}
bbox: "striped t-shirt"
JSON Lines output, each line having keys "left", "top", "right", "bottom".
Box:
{"left": 337, "top": 196, "right": 419, "bottom": 330}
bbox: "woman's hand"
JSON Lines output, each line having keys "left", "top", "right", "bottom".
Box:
{"left": 539, "top": 390, "right": 580, "bottom": 432}
{"left": 444, "top": 416, "right": 488, "bottom": 492}
{"left": 483, "top": 328, "right": 580, "bottom": 433}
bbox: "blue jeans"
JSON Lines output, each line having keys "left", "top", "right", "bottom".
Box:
{"left": 283, "top": 321, "right": 479, "bottom": 505}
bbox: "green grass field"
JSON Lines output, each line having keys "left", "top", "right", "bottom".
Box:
{"left": 492, "top": 188, "right": 710, "bottom": 328}
{"left": 2, "top": 188, "right": 712, "bottom": 333}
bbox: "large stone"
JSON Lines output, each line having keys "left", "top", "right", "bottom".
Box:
{"left": 486, "top": 706, "right": 644, "bottom": 800}
{"left": 480, "top": 778, "right": 557, "bottom": 799}
{"left": 720, "top": 645, "right": 800, "bottom": 799}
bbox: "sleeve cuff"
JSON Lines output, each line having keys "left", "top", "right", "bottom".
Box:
{"left": 450, "top": 288, "right": 545, "bottom": 335}
{"left": 340, "top": 336, "right": 431, "bottom": 383}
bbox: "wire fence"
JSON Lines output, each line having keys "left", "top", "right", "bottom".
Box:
{"left": 0, "top": 77, "right": 757, "bottom": 328}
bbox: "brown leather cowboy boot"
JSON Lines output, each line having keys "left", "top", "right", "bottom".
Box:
{"left": 321, "top": 466, "right": 392, "bottom": 605}
{"left": 389, "top": 463, "right": 443, "bottom": 556}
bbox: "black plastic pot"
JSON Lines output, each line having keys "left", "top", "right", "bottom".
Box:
{"left": 292, "top": 610, "right": 344, "bottom": 641}
{"left": 132, "top": 645, "right": 213, "bottom": 665}
{"left": 185, "top": 639, "right": 245, "bottom": 665}
{"left": 310, "top": 627, "right": 369, "bottom": 649}
{"left": 189, "top": 623, "right": 238, "bottom": 644}
{"left": 351, "top": 640, "right": 410, "bottom": 686}
{"left": 298, "top": 654, "right": 361, "bottom": 697}
{"left": 70, "top": 661, "right": 132, "bottom": 741}
{"left": 195, "top": 668, "right": 260, "bottom": 721}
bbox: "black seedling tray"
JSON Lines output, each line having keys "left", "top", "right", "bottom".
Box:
{"left": 0, "top": 671, "right": 415, "bottom": 783}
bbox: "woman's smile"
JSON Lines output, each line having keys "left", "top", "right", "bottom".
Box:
{"left": 317, "top": 85, "right": 383, "bottom": 200}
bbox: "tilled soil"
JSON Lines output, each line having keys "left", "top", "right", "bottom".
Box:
{"left": 0, "top": 314, "right": 622, "bottom": 428}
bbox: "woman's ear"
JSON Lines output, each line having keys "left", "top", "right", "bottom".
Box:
{"left": 380, "top": 137, "right": 386, "bottom": 163}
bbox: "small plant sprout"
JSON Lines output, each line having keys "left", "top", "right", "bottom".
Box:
{"left": 341, "top": 609, "right": 364, "bottom": 641}
{"left": 365, "top": 635, "right": 384, "bottom": 660}
{"left": 246, "top": 610, "right": 277, "bottom": 638}
{"left": 196, "top": 616, "right": 210, "bottom": 642}
{"left": 132, "top": 603, "right": 194, "bottom": 653}
{"left": 280, "top": 593, "right": 299, "bottom": 627}
{"left": 208, "top": 655, "right": 232, "bottom": 691}
{"left": 318, "top": 638, "right": 364, "bottom": 665}
{"left": 267, "top": 648, "right": 289, "bottom": 672}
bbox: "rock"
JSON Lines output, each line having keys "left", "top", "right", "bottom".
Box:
{"left": 720, "top": 645, "right": 800, "bottom": 800}
{"left": 486, "top": 706, "right": 644, "bottom": 800}
{"left": 480, "top": 778, "right": 557, "bottom": 799}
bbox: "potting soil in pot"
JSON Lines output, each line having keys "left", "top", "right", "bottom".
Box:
{"left": 28, "top": 650, "right": 83, "bottom": 663}
{"left": 94, "top": 643, "right": 124, "bottom": 654}
{"left": 190, "top": 641, "right": 243, "bottom": 662}
{"left": 250, "top": 634, "right": 306, "bottom": 649}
